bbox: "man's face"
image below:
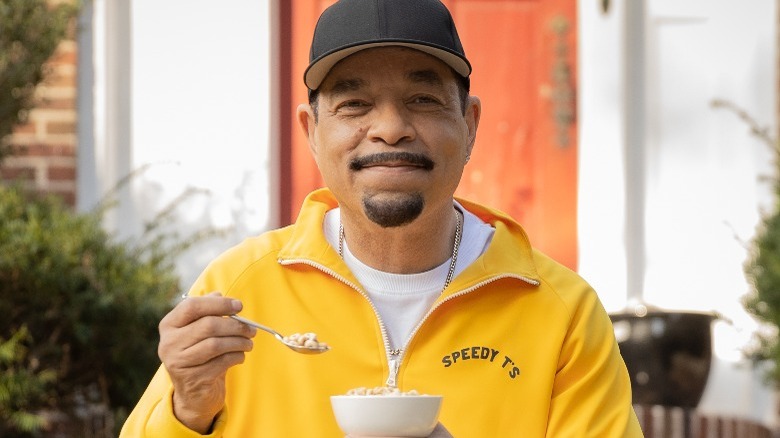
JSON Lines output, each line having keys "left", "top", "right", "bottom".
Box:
{"left": 299, "top": 47, "right": 480, "bottom": 228}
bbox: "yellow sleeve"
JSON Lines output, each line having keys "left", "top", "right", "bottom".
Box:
{"left": 546, "top": 291, "right": 644, "bottom": 437}
{"left": 119, "top": 366, "right": 228, "bottom": 438}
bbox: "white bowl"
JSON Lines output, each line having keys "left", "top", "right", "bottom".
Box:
{"left": 330, "top": 394, "right": 443, "bottom": 437}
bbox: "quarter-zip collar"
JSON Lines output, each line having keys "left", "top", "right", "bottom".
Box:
{"left": 439, "top": 196, "right": 541, "bottom": 296}
{"left": 276, "top": 189, "right": 358, "bottom": 282}
{"left": 277, "top": 188, "right": 542, "bottom": 291}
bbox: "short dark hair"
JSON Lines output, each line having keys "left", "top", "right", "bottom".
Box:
{"left": 308, "top": 69, "right": 470, "bottom": 123}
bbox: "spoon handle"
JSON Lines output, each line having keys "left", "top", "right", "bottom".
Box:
{"left": 230, "top": 314, "right": 279, "bottom": 338}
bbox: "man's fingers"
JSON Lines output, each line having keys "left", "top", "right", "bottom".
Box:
{"left": 176, "top": 315, "right": 257, "bottom": 344}
{"left": 166, "top": 335, "right": 255, "bottom": 370}
{"left": 167, "top": 351, "right": 250, "bottom": 393}
{"left": 162, "top": 293, "right": 244, "bottom": 328}
{"left": 159, "top": 315, "right": 256, "bottom": 363}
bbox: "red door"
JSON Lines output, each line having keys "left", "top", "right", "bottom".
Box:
{"left": 280, "top": 0, "right": 578, "bottom": 269}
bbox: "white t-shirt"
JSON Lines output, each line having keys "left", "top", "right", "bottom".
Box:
{"left": 323, "top": 202, "right": 495, "bottom": 350}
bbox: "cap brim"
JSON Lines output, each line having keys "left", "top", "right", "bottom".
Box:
{"left": 304, "top": 41, "right": 471, "bottom": 90}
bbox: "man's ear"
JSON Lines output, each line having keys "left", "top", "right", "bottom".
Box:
{"left": 465, "top": 95, "right": 481, "bottom": 157}
{"left": 296, "top": 103, "right": 318, "bottom": 158}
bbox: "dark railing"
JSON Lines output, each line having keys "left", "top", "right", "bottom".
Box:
{"left": 634, "top": 405, "right": 775, "bottom": 438}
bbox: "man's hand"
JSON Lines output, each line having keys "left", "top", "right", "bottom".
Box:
{"left": 158, "top": 292, "right": 257, "bottom": 433}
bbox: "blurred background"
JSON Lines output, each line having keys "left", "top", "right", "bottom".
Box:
{"left": 1, "top": 0, "right": 778, "bottom": 436}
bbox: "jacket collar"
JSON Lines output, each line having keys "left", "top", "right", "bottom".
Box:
{"left": 278, "top": 188, "right": 541, "bottom": 289}
{"left": 451, "top": 197, "right": 541, "bottom": 288}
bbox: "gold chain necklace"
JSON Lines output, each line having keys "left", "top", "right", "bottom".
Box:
{"left": 338, "top": 208, "right": 463, "bottom": 290}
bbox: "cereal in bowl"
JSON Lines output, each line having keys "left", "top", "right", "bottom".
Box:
{"left": 346, "top": 386, "right": 421, "bottom": 396}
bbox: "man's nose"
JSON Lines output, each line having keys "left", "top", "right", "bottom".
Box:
{"left": 366, "top": 103, "right": 415, "bottom": 146}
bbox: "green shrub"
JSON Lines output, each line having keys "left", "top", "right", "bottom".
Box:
{"left": 0, "top": 326, "right": 57, "bottom": 434}
{"left": 744, "top": 205, "right": 780, "bottom": 384}
{"left": 715, "top": 99, "right": 780, "bottom": 386}
{"left": 0, "top": 185, "right": 180, "bottom": 436}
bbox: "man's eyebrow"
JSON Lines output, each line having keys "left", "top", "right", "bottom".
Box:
{"left": 326, "top": 78, "right": 366, "bottom": 96}
{"left": 407, "top": 69, "right": 444, "bottom": 87}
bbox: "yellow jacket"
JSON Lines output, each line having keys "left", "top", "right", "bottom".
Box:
{"left": 121, "top": 189, "right": 642, "bottom": 437}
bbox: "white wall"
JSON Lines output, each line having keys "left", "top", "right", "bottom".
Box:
{"left": 131, "top": 0, "right": 276, "bottom": 287}
{"left": 578, "top": 0, "right": 777, "bottom": 426}
{"left": 79, "top": 0, "right": 277, "bottom": 288}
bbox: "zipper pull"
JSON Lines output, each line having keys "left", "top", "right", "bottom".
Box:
{"left": 386, "top": 353, "right": 401, "bottom": 387}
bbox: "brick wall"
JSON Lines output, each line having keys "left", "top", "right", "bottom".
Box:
{"left": 0, "top": 7, "right": 78, "bottom": 207}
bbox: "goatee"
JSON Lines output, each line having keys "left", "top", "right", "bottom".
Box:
{"left": 362, "top": 193, "right": 424, "bottom": 228}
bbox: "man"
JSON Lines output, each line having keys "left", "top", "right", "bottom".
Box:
{"left": 121, "top": 0, "right": 643, "bottom": 436}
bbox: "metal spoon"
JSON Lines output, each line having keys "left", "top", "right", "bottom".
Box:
{"left": 230, "top": 314, "right": 330, "bottom": 354}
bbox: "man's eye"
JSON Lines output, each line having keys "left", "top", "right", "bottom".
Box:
{"left": 338, "top": 100, "right": 368, "bottom": 109}
{"left": 410, "top": 95, "right": 441, "bottom": 104}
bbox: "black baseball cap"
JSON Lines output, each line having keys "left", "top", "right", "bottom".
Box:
{"left": 304, "top": 0, "right": 472, "bottom": 91}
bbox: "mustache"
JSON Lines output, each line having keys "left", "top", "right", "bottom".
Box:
{"left": 349, "top": 152, "right": 435, "bottom": 171}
